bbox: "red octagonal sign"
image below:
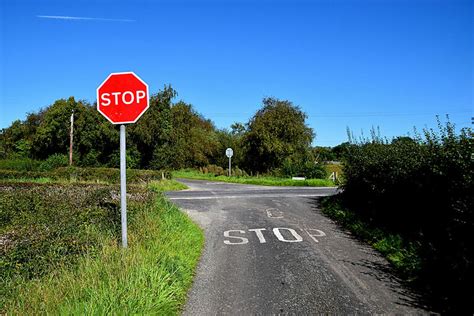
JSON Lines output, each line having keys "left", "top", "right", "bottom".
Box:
{"left": 97, "top": 72, "right": 149, "bottom": 124}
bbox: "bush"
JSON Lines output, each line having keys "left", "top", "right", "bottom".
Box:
{"left": 281, "top": 159, "right": 327, "bottom": 179}
{"left": 341, "top": 120, "right": 473, "bottom": 313}
{"left": 0, "top": 167, "right": 171, "bottom": 183}
{"left": 0, "top": 182, "right": 203, "bottom": 314}
{"left": 205, "top": 164, "right": 225, "bottom": 176}
{"left": 232, "top": 167, "right": 248, "bottom": 177}
{"left": 0, "top": 158, "right": 40, "bottom": 171}
{"left": 39, "top": 154, "right": 68, "bottom": 171}
{"left": 0, "top": 183, "right": 122, "bottom": 281}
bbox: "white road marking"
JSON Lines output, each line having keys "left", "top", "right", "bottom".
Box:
{"left": 249, "top": 228, "right": 267, "bottom": 243}
{"left": 273, "top": 228, "right": 303, "bottom": 243}
{"left": 223, "top": 227, "right": 327, "bottom": 245}
{"left": 266, "top": 208, "right": 284, "bottom": 218}
{"left": 223, "top": 230, "right": 248, "bottom": 245}
{"left": 169, "top": 194, "right": 329, "bottom": 200}
{"left": 305, "top": 228, "right": 326, "bottom": 243}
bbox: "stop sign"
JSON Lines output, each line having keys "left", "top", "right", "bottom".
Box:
{"left": 97, "top": 72, "right": 149, "bottom": 124}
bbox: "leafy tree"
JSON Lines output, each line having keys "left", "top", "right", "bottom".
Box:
{"left": 242, "top": 97, "right": 314, "bottom": 173}
{"left": 211, "top": 129, "right": 244, "bottom": 169}
{"left": 332, "top": 142, "right": 353, "bottom": 161}
{"left": 31, "top": 97, "right": 77, "bottom": 159}
{"left": 167, "top": 101, "right": 218, "bottom": 168}
{"left": 312, "top": 146, "right": 336, "bottom": 162}
{"left": 230, "top": 122, "right": 246, "bottom": 136}
{"left": 1, "top": 120, "right": 28, "bottom": 158}
{"left": 129, "top": 85, "right": 176, "bottom": 168}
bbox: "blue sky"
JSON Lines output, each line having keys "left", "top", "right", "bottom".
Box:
{"left": 0, "top": 0, "right": 472, "bottom": 146}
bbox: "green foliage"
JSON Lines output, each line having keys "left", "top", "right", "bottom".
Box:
{"left": 320, "top": 195, "right": 421, "bottom": 279}
{"left": 0, "top": 167, "right": 171, "bottom": 184}
{"left": 38, "top": 153, "right": 68, "bottom": 171}
{"left": 130, "top": 86, "right": 175, "bottom": 168}
{"left": 312, "top": 146, "right": 336, "bottom": 162}
{"left": 107, "top": 147, "right": 142, "bottom": 169}
{"left": 204, "top": 164, "right": 225, "bottom": 176}
{"left": 167, "top": 101, "right": 219, "bottom": 168}
{"left": 0, "top": 183, "right": 118, "bottom": 282}
{"left": 324, "top": 163, "right": 343, "bottom": 180}
{"left": 0, "top": 91, "right": 319, "bottom": 177}
{"left": 341, "top": 119, "right": 474, "bottom": 313}
{"left": 32, "top": 97, "right": 76, "bottom": 159}
{"left": 148, "top": 179, "right": 188, "bottom": 192}
{"left": 312, "top": 142, "right": 352, "bottom": 162}
{"left": 211, "top": 129, "right": 244, "bottom": 169}
{"left": 1, "top": 182, "right": 204, "bottom": 314}
{"left": 173, "top": 169, "right": 334, "bottom": 187}
{"left": 242, "top": 97, "right": 314, "bottom": 173}
{"left": 0, "top": 86, "right": 220, "bottom": 171}
{"left": 280, "top": 157, "right": 327, "bottom": 179}
{"left": 0, "top": 159, "right": 40, "bottom": 171}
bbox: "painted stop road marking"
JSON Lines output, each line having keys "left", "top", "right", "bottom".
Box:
{"left": 223, "top": 227, "right": 326, "bottom": 245}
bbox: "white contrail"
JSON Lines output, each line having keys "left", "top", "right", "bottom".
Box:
{"left": 37, "top": 15, "right": 135, "bottom": 22}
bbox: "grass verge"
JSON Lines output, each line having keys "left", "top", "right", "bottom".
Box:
{"left": 149, "top": 179, "right": 189, "bottom": 192}
{"left": 1, "top": 183, "right": 203, "bottom": 314}
{"left": 320, "top": 195, "right": 421, "bottom": 279}
{"left": 173, "top": 169, "right": 335, "bottom": 187}
{"left": 0, "top": 167, "right": 171, "bottom": 184}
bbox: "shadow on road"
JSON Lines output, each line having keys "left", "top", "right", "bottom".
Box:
{"left": 307, "top": 196, "right": 435, "bottom": 313}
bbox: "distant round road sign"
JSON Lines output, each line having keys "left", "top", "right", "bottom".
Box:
{"left": 97, "top": 72, "right": 149, "bottom": 124}
{"left": 226, "top": 148, "right": 234, "bottom": 158}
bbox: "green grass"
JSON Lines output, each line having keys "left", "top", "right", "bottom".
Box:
{"left": 0, "top": 177, "right": 54, "bottom": 183}
{"left": 1, "top": 182, "right": 203, "bottom": 314}
{"left": 0, "top": 167, "right": 170, "bottom": 184}
{"left": 0, "top": 158, "right": 41, "bottom": 171}
{"left": 149, "top": 179, "right": 189, "bottom": 192}
{"left": 173, "top": 169, "right": 336, "bottom": 187}
{"left": 320, "top": 195, "right": 421, "bottom": 279}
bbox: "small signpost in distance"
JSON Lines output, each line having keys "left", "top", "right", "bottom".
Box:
{"left": 226, "top": 148, "right": 233, "bottom": 177}
{"left": 97, "top": 72, "right": 149, "bottom": 248}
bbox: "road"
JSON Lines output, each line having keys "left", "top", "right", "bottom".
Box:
{"left": 166, "top": 179, "right": 426, "bottom": 314}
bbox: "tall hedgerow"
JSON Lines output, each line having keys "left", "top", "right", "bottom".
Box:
{"left": 342, "top": 118, "right": 473, "bottom": 313}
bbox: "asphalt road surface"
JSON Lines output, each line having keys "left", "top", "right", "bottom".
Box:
{"left": 167, "top": 179, "right": 426, "bottom": 314}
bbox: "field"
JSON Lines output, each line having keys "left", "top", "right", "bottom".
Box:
{"left": 173, "top": 169, "right": 336, "bottom": 187}
{"left": 0, "top": 167, "right": 201, "bottom": 314}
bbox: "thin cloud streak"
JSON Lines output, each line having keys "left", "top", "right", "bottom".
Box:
{"left": 37, "top": 15, "right": 135, "bottom": 22}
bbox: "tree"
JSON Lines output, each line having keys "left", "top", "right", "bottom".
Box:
{"left": 242, "top": 97, "right": 314, "bottom": 173}
{"left": 312, "top": 146, "right": 335, "bottom": 162}
{"left": 129, "top": 85, "right": 176, "bottom": 168}
{"left": 167, "top": 101, "right": 218, "bottom": 168}
{"left": 32, "top": 97, "right": 78, "bottom": 159}
{"left": 0, "top": 85, "right": 222, "bottom": 171}
{"left": 211, "top": 128, "right": 244, "bottom": 169}
{"left": 230, "top": 122, "right": 246, "bottom": 136}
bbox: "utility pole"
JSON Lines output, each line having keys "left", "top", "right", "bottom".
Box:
{"left": 69, "top": 110, "right": 74, "bottom": 166}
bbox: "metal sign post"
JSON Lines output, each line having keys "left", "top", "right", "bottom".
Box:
{"left": 226, "top": 148, "right": 233, "bottom": 177}
{"left": 69, "top": 110, "right": 74, "bottom": 166}
{"left": 120, "top": 125, "right": 128, "bottom": 248}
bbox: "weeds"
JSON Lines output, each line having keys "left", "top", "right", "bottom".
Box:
{"left": 149, "top": 179, "right": 188, "bottom": 192}
{"left": 337, "top": 118, "right": 473, "bottom": 313}
{"left": 0, "top": 182, "right": 203, "bottom": 314}
{"left": 173, "top": 169, "right": 335, "bottom": 187}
